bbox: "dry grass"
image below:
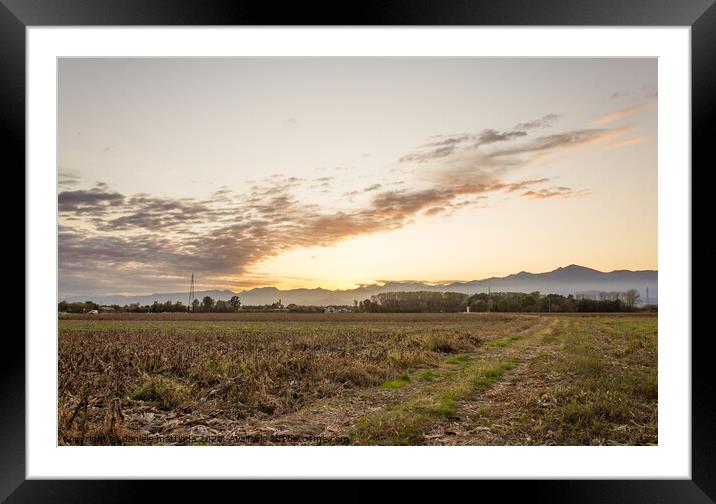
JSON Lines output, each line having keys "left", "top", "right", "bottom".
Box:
{"left": 58, "top": 313, "right": 657, "bottom": 446}
{"left": 426, "top": 316, "right": 659, "bottom": 446}
{"left": 59, "top": 313, "right": 535, "bottom": 444}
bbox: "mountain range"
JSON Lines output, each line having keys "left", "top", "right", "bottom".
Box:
{"left": 64, "top": 265, "right": 658, "bottom": 306}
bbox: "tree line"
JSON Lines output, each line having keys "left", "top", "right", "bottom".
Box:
{"left": 59, "top": 289, "right": 655, "bottom": 314}
{"left": 355, "top": 289, "right": 654, "bottom": 313}
{"left": 59, "top": 295, "right": 243, "bottom": 313}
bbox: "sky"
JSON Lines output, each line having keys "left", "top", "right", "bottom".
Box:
{"left": 58, "top": 58, "right": 657, "bottom": 297}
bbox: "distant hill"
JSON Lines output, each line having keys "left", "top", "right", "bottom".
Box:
{"left": 64, "top": 264, "right": 657, "bottom": 306}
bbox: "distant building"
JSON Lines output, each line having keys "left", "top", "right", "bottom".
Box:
{"left": 324, "top": 306, "right": 352, "bottom": 313}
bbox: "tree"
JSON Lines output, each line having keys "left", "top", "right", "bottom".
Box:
{"left": 624, "top": 289, "right": 641, "bottom": 309}
{"left": 201, "top": 296, "right": 215, "bottom": 312}
{"left": 522, "top": 291, "right": 541, "bottom": 312}
{"left": 214, "top": 299, "right": 231, "bottom": 312}
{"left": 191, "top": 299, "right": 200, "bottom": 312}
{"left": 230, "top": 295, "right": 241, "bottom": 311}
{"left": 84, "top": 300, "right": 100, "bottom": 312}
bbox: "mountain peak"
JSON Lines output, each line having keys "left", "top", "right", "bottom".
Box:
{"left": 558, "top": 264, "right": 591, "bottom": 271}
{"left": 244, "top": 286, "right": 280, "bottom": 293}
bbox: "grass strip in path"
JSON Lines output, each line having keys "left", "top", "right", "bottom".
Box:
{"left": 348, "top": 319, "right": 556, "bottom": 445}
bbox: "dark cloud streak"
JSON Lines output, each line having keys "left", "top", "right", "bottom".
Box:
{"left": 58, "top": 184, "right": 125, "bottom": 214}
{"left": 398, "top": 113, "right": 562, "bottom": 164}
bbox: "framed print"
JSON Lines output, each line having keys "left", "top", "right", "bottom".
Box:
{"left": 4, "top": 0, "right": 711, "bottom": 499}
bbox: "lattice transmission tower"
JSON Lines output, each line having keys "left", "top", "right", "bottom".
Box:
{"left": 188, "top": 273, "right": 195, "bottom": 312}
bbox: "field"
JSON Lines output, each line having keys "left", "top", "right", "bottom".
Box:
{"left": 58, "top": 312, "right": 657, "bottom": 446}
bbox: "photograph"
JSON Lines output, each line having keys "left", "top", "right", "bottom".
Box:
{"left": 56, "top": 57, "right": 659, "bottom": 447}
{"left": 2, "top": 0, "right": 707, "bottom": 493}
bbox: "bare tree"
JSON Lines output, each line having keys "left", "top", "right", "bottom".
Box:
{"left": 624, "top": 289, "right": 641, "bottom": 308}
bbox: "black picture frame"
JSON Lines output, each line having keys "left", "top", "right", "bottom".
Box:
{"left": 4, "top": 0, "right": 709, "bottom": 500}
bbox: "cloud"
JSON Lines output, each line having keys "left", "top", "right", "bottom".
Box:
{"left": 211, "top": 187, "right": 233, "bottom": 201}
{"left": 475, "top": 129, "right": 527, "bottom": 145}
{"left": 371, "top": 188, "right": 454, "bottom": 215}
{"left": 485, "top": 128, "right": 629, "bottom": 160}
{"left": 58, "top": 171, "right": 82, "bottom": 188}
{"left": 399, "top": 144, "right": 460, "bottom": 163}
{"left": 398, "top": 113, "right": 562, "bottom": 164}
{"left": 58, "top": 184, "right": 125, "bottom": 214}
{"left": 591, "top": 105, "right": 644, "bottom": 125}
{"left": 513, "top": 113, "right": 561, "bottom": 130}
{"left": 424, "top": 207, "right": 446, "bottom": 216}
{"left": 592, "top": 94, "right": 656, "bottom": 126}
{"left": 424, "top": 134, "right": 473, "bottom": 148}
{"left": 602, "top": 136, "right": 648, "bottom": 151}
{"left": 502, "top": 178, "right": 550, "bottom": 192}
{"left": 521, "top": 187, "right": 591, "bottom": 200}
{"left": 99, "top": 195, "right": 216, "bottom": 231}
{"left": 610, "top": 87, "right": 658, "bottom": 100}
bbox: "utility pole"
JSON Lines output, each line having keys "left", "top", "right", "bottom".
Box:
{"left": 646, "top": 287, "right": 649, "bottom": 305}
